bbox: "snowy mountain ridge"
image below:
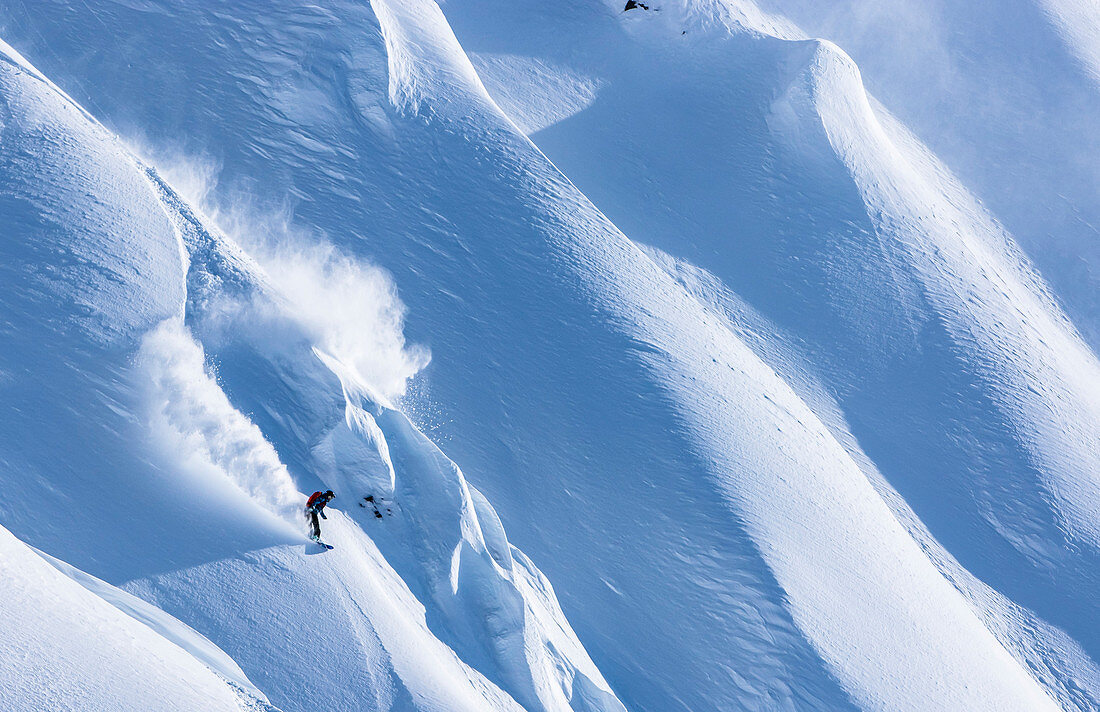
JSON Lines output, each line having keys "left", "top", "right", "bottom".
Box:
{"left": 0, "top": 0, "right": 1098, "bottom": 710}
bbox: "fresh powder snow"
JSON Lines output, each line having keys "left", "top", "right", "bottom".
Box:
{"left": 0, "top": 1, "right": 1097, "bottom": 711}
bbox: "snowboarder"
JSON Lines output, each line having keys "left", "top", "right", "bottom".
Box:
{"left": 306, "top": 490, "right": 336, "bottom": 543}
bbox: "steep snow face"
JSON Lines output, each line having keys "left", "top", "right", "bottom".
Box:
{"left": 447, "top": 2, "right": 1100, "bottom": 705}
{"left": 796, "top": 41, "right": 1100, "bottom": 553}
{"left": 0, "top": 37, "right": 279, "bottom": 581}
{"left": 0, "top": 41, "right": 278, "bottom": 708}
{"left": 367, "top": 6, "right": 1076, "bottom": 708}
{"left": 0, "top": 28, "right": 623, "bottom": 712}
{"left": 1, "top": 1, "right": 1097, "bottom": 712}
{"left": 156, "top": 158, "right": 626, "bottom": 712}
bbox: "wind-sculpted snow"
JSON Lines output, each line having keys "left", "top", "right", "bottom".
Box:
{"left": 151, "top": 141, "right": 625, "bottom": 710}
{"left": 787, "top": 40, "right": 1100, "bottom": 552}
{"left": 745, "top": 0, "right": 1100, "bottom": 352}
{"left": 447, "top": 1, "right": 1100, "bottom": 707}
{"left": 35, "top": 546, "right": 266, "bottom": 701}
{"left": 1, "top": 0, "right": 1098, "bottom": 710}
{"left": 304, "top": 1, "right": 1067, "bottom": 709}
{"left": 0, "top": 28, "right": 622, "bottom": 712}
{"left": 322, "top": 356, "right": 627, "bottom": 712}
{"left": 1040, "top": 0, "right": 1100, "bottom": 83}
{"left": 0, "top": 37, "right": 255, "bottom": 581}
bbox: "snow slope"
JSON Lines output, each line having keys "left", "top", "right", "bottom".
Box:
{"left": 0, "top": 524, "right": 271, "bottom": 712}
{"left": 448, "top": 2, "right": 1100, "bottom": 705}
{"left": 0, "top": 31, "right": 621, "bottom": 712}
{"left": 450, "top": 0, "right": 1100, "bottom": 651}
{"left": 747, "top": 0, "right": 1100, "bottom": 351}
{"left": 0, "top": 0, "right": 1097, "bottom": 711}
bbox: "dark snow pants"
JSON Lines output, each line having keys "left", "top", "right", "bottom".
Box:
{"left": 308, "top": 509, "right": 321, "bottom": 539}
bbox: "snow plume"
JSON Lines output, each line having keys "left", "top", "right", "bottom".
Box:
{"left": 125, "top": 137, "right": 222, "bottom": 211}
{"left": 136, "top": 319, "right": 302, "bottom": 524}
{"left": 256, "top": 241, "right": 430, "bottom": 404}
{"left": 137, "top": 146, "right": 429, "bottom": 403}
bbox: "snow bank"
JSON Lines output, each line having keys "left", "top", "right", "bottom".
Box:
{"left": 35, "top": 547, "right": 266, "bottom": 701}
{"left": 0, "top": 525, "right": 266, "bottom": 712}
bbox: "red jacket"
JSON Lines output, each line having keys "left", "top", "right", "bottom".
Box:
{"left": 306, "top": 491, "right": 329, "bottom": 511}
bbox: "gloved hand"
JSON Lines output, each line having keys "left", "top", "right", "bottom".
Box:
{"left": 321, "top": 511, "right": 327, "bottom": 519}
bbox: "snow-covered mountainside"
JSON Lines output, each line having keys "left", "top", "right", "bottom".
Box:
{"left": 0, "top": 1, "right": 1097, "bottom": 711}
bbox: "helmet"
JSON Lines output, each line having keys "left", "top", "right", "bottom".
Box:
{"left": 325, "top": 490, "right": 335, "bottom": 498}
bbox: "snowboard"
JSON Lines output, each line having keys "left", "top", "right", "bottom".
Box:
{"left": 309, "top": 535, "right": 334, "bottom": 550}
